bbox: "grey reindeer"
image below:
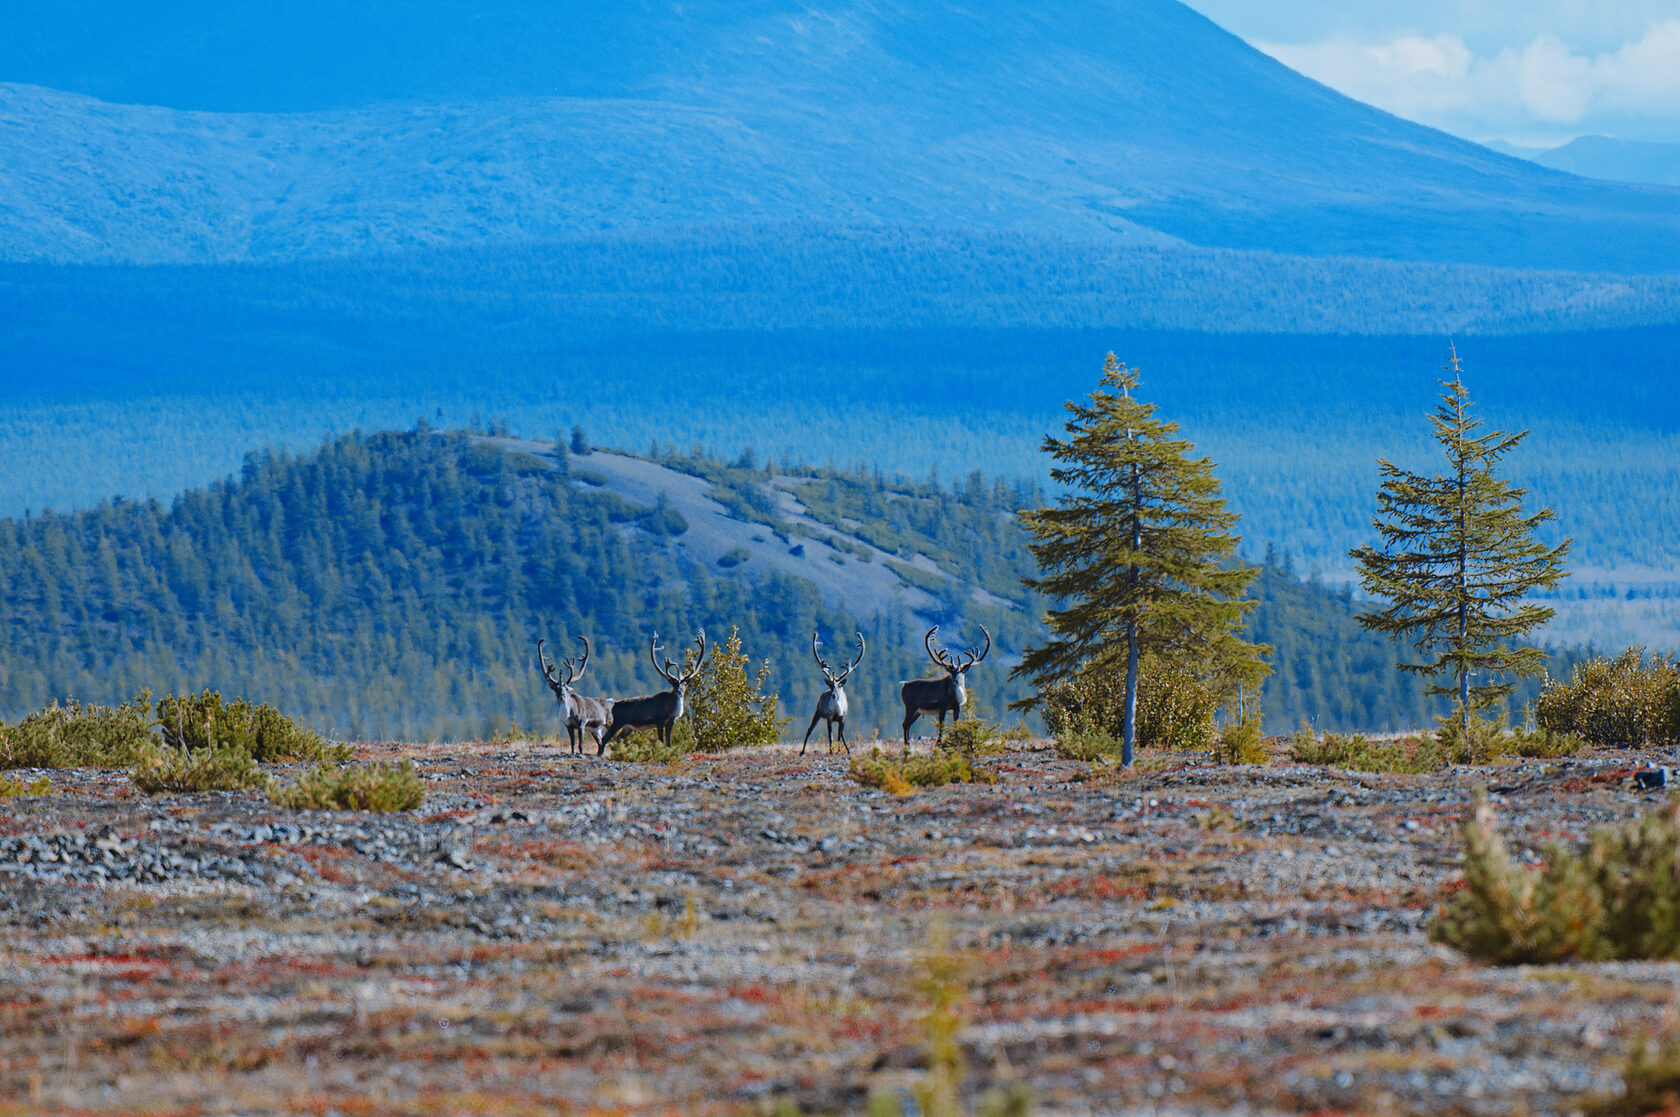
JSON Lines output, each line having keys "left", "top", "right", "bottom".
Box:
{"left": 899, "top": 625, "right": 990, "bottom": 749}
{"left": 801, "top": 631, "right": 865, "bottom": 756}
{"left": 598, "top": 630, "right": 707, "bottom": 753}
{"left": 537, "top": 636, "right": 613, "bottom": 755}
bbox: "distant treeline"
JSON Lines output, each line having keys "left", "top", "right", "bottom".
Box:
{"left": 0, "top": 430, "right": 1581, "bottom": 739}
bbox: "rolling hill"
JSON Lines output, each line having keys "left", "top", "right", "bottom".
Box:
{"left": 0, "top": 430, "right": 1554, "bottom": 739}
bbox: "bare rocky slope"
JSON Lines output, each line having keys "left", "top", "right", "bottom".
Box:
{"left": 3, "top": 738, "right": 1678, "bottom": 1114}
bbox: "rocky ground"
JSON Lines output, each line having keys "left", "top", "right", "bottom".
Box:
{"left": 2, "top": 738, "right": 1678, "bottom": 1116}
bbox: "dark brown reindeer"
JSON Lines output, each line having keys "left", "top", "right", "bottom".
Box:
{"left": 598, "top": 630, "right": 707, "bottom": 753}
{"left": 537, "top": 636, "right": 613, "bottom": 755}
{"left": 801, "top": 631, "right": 865, "bottom": 756}
{"left": 899, "top": 625, "right": 990, "bottom": 749}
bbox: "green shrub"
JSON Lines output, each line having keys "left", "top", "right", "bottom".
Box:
{"left": 1432, "top": 793, "right": 1680, "bottom": 964}
{"left": 1214, "top": 711, "right": 1269, "bottom": 765}
{"left": 0, "top": 695, "right": 158, "bottom": 769}
{"left": 680, "top": 626, "right": 788, "bottom": 751}
{"left": 156, "top": 690, "right": 345, "bottom": 762}
{"left": 940, "top": 710, "right": 1004, "bottom": 761}
{"left": 609, "top": 731, "right": 689, "bottom": 765}
{"left": 268, "top": 761, "right": 425, "bottom": 811}
{"left": 131, "top": 742, "right": 267, "bottom": 794}
{"left": 1535, "top": 649, "right": 1680, "bottom": 747}
{"left": 1053, "top": 726, "right": 1125, "bottom": 765}
{"left": 1495, "top": 726, "right": 1589, "bottom": 759}
{"left": 1292, "top": 727, "right": 1453, "bottom": 774}
{"left": 716, "top": 546, "right": 751, "bottom": 568}
{"left": 641, "top": 497, "right": 689, "bottom": 536}
{"left": 849, "top": 747, "right": 995, "bottom": 792}
{"left": 1592, "top": 1036, "right": 1680, "bottom": 1116}
{"left": 0, "top": 773, "right": 51, "bottom": 798}
{"left": 1037, "top": 655, "right": 1217, "bottom": 752}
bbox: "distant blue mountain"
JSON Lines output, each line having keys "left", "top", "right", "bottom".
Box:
{"left": 3, "top": 1, "right": 1679, "bottom": 272}
{"left": 1532, "top": 136, "right": 1680, "bottom": 189}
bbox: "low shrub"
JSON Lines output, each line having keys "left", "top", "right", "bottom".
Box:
{"left": 131, "top": 742, "right": 267, "bottom": 794}
{"left": 0, "top": 773, "right": 51, "bottom": 798}
{"left": 1291, "top": 727, "right": 1453, "bottom": 774}
{"left": 1430, "top": 708, "right": 1499, "bottom": 763}
{"left": 1432, "top": 792, "right": 1680, "bottom": 964}
{"left": 268, "top": 761, "right": 425, "bottom": 811}
{"left": 1592, "top": 1036, "right": 1680, "bottom": 1116}
{"left": 156, "top": 690, "right": 345, "bottom": 762}
{"left": 1535, "top": 649, "right": 1680, "bottom": 748}
{"left": 1214, "top": 709, "right": 1269, "bottom": 766}
{"left": 1053, "top": 727, "right": 1124, "bottom": 765}
{"left": 609, "top": 732, "right": 689, "bottom": 765}
{"left": 849, "top": 747, "right": 996, "bottom": 792}
{"left": 1495, "top": 726, "right": 1589, "bottom": 760}
{"left": 940, "top": 712, "right": 1005, "bottom": 761}
{"left": 1037, "top": 655, "right": 1217, "bottom": 752}
{"left": 0, "top": 695, "right": 158, "bottom": 769}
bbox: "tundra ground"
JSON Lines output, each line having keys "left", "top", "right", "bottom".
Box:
{"left": 1, "top": 739, "right": 1676, "bottom": 1116}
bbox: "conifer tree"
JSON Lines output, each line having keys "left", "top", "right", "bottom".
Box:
{"left": 1349, "top": 348, "right": 1570, "bottom": 745}
{"left": 1013, "top": 354, "right": 1269, "bottom": 767}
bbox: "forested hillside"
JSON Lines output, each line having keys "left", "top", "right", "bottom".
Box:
{"left": 0, "top": 431, "right": 1579, "bottom": 739}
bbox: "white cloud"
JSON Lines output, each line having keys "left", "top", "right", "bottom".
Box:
{"left": 1257, "top": 19, "right": 1680, "bottom": 141}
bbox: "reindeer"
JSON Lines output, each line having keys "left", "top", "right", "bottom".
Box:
{"left": 537, "top": 637, "right": 614, "bottom": 755}
{"left": 598, "top": 630, "right": 707, "bottom": 753}
{"left": 801, "top": 631, "right": 865, "bottom": 756}
{"left": 900, "top": 625, "right": 991, "bottom": 749}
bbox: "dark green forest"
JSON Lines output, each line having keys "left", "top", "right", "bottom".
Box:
{"left": 0, "top": 430, "right": 1580, "bottom": 740}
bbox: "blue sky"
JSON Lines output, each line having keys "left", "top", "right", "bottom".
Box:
{"left": 1183, "top": 1, "right": 1680, "bottom": 147}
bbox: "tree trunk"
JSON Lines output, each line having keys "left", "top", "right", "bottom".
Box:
{"left": 1122, "top": 620, "right": 1139, "bottom": 769}
{"left": 1459, "top": 661, "right": 1470, "bottom": 745}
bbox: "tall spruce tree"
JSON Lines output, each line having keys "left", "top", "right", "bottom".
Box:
{"left": 1013, "top": 354, "right": 1269, "bottom": 767}
{"left": 1349, "top": 348, "right": 1570, "bottom": 745}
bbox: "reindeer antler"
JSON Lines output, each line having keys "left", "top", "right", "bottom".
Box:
{"left": 957, "top": 625, "right": 992, "bottom": 669}
{"left": 537, "top": 638, "right": 566, "bottom": 688}
{"left": 812, "top": 632, "right": 836, "bottom": 680}
{"left": 649, "top": 632, "right": 673, "bottom": 683}
{"left": 838, "top": 632, "right": 865, "bottom": 681}
{"left": 573, "top": 636, "right": 591, "bottom": 682}
{"left": 678, "top": 629, "right": 707, "bottom": 683}
{"left": 925, "top": 626, "right": 956, "bottom": 670}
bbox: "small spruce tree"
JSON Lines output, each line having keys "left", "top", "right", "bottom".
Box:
{"left": 679, "top": 625, "right": 788, "bottom": 750}
{"left": 1013, "top": 353, "right": 1270, "bottom": 768}
{"left": 1349, "top": 347, "right": 1570, "bottom": 746}
{"left": 570, "top": 424, "right": 591, "bottom": 456}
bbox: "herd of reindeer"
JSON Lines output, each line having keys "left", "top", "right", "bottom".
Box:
{"left": 536, "top": 625, "right": 993, "bottom": 756}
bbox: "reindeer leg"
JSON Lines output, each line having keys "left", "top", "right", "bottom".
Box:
{"left": 837, "top": 718, "right": 851, "bottom": 756}
{"left": 826, "top": 720, "right": 835, "bottom": 754}
{"left": 902, "top": 711, "right": 918, "bottom": 753}
{"left": 936, "top": 711, "right": 947, "bottom": 746}
{"left": 801, "top": 712, "right": 823, "bottom": 756}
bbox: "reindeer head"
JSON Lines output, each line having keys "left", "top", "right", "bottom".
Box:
{"left": 924, "top": 624, "right": 991, "bottom": 682}
{"left": 812, "top": 631, "right": 865, "bottom": 692}
{"left": 650, "top": 629, "right": 707, "bottom": 696}
{"left": 537, "top": 636, "right": 590, "bottom": 698}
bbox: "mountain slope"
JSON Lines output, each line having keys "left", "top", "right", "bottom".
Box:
{"left": 3, "top": 0, "right": 1679, "bottom": 270}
